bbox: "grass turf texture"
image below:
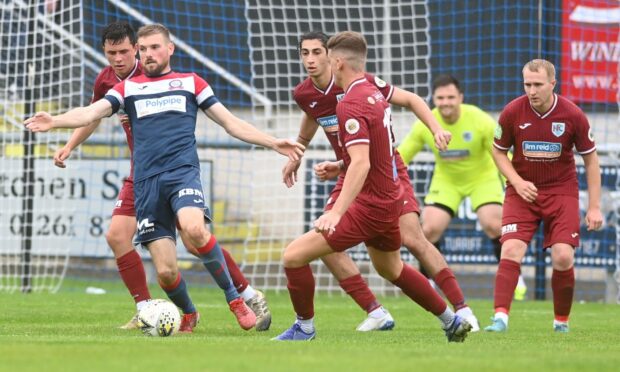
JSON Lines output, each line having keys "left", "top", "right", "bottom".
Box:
{"left": 1, "top": 281, "right": 619, "bottom": 372}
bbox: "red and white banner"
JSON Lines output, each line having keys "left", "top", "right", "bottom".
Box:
{"left": 561, "top": 0, "right": 619, "bottom": 103}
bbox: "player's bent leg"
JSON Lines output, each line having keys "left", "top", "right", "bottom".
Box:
{"left": 367, "top": 247, "right": 472, "bottom": 342}
{"left": 178, "top": 207, "right": 255, "bottom": 330}
{"left": 550, "top": 243, "right": 576, "bottom": 333}
{"left": 401, "top": 212, "right": 478, "bottom": 329}
{"left": 148, "top": 238, "right": 200, "bottom": 333}
{"left": 321, "top": 252, "right": 394, "bottom": 331}
{"left": 402, "top": 211, "right": 448, "bottom": 278}
{"left": 485, "top": 239, "right": 528, "bottom": 332}
{"left": 274, "top": 231, "right": 333, "bottom": 341}
{"left": 183, "top": 233, "right": 271, "bottom": 331}
{"left": 107, "top": 215, "right": 151, "bottom": 329}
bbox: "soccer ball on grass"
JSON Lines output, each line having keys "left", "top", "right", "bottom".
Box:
{"left": 137, "top": 299, "right": 181, "bottom": 337}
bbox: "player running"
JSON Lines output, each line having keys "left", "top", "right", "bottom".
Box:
{"left": 485, "top": 59, "right": 602, "bottom": 333}
{"left": 274, "top": 31, "right": 472, "bottom": 342}
{"left": 283, "top": 31, "right": 480, "bottom": 331}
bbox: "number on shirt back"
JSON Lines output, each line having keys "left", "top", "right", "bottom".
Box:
{"left": 383, "top": 107, "right": 393, "bottom": 157}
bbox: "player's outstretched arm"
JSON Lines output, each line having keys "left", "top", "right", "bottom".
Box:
{"left": 491, "top": 146, "right": 537, "bottom": 203}
{"left": 25, "top": 100, "right": 112, "bottom": 133}
{"left": 582, "top": 151, "right": 603, "bottom": 231}
{"left": 204, "top": 102, "right": 304, "bottom": 161}
{"left": 314, "top": 145, "right": 369, "bottom": 235}
{"left": 53, "top": 120, "right": 102, "bottom": 168}
{"left": 282, "top": 113, "right": 318, "bottom": 187}
{"left": 397, "top": 121, "right": 425, "bottom": 164}
{"left": 390, "top": 87, "right": 451, "bottom": 151}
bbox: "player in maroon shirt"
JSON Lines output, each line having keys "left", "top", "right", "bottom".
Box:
{"left": 274, "top": 31, "right": 472, "bottom": 342}
{"left": 485, "top": 59, "right": 603, "bottom": 333}
{"left": 282, "top": 31, "right": 480, "bottom": 331}
{"left": 52, "top": 22, "right": 271, "bottom": 332}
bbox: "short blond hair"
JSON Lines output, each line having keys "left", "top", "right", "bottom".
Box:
{"left": 523, "top": 59, "right": 556, "bottom": 80}
{"left": 137, "top": 24, "right": 171, "bottom": 42}
{"left": 326, "top": 31, "right": 367, "bottom": 72}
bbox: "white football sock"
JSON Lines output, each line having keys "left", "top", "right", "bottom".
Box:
{"left": 136, "top": 300, "right": 149, "bottom": 312}
{"left": 368, "top": 306, "right": 388, "bottom": 319}
{"left": 240, "top": 285, "right": 256, "bottom": 302}
{"left": 437, "top": 307, "right": 455, "bottom": 329}
{"left": 494, "top": 311, "right": 509, "bottom": 325}
{"left": 297, "top": 317, "right": 314, "bottom": 333}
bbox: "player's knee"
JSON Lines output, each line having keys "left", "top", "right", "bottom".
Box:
{"left": 552, "top": 250, "right": 574, "bottom": 270}
{"left": 481, "top": 220, "right": 501, "bottom": 238}
{"left": 500, "top": 242, "right": 524, "bottom": 261}
{"left": 182, "top": 223, "right": 208, "bottom": 247}
{"left": 105, "top": 229, "right": 132, "bottom": 255}
{"left": 421, "top": 224, "right": 441, "bottom": 243}
{"left": 156, "top": 267, "right": 179, "bottom": 286}
{"left": 282, "top": 242, "right": 308, "bottom": 268}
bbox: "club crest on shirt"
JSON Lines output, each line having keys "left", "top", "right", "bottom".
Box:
{"left": 462, "top": 131, "right": 473, "bottom": 142}
{"left": 336, "top": 93, "right": 345, "bottom": 102}
{"left": 551, "top": 122, "right": 565, "bottom": 137}
{"left": 168, "top": 79, "right": 183, "bottom": 90}
{"left": 345, "top": 119, "right": 360, "bottom": 134}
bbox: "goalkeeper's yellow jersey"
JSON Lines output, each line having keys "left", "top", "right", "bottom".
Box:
{"left": 398, "top": 104, "right": 498, "bottom": 184}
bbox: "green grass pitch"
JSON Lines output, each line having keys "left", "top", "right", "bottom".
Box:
{"left": 1, "top": 281, "right": 619, "bottom": 372}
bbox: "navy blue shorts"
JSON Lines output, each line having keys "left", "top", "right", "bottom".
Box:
{"left": 134, "top": 165, "right": 211, "bottom": 246}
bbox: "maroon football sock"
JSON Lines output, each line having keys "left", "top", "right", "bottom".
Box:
{"left": 433, "top": 268, "right": 467, "bottom": 310}
{"left": 285, "top": 265, "right": 315, "bottom": 320}
{"left": 552, "top": 267, "right": 575, "bottom": 322}
{"left": 391, "top": 264, "right": 447, "bottom": 315}
{"left": 221, "top": 248, "right": 249, "bottom": 293}
{"left": 116, "top": 250, "right": 151, "bottom": 303}
{"left": 339, "top": 274, "right": 381, "bottom": 313}
{"left": 493, "top": 259, "right": 521, "bottom": 314}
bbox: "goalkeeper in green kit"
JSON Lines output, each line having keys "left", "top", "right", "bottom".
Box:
{"left": 398, "top": 75, "right": 527, "bottom": 300}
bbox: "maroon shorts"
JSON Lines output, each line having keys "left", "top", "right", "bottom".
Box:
{"left": 112, "top": 178, "right": 136, "bottom": 217}
{"left": 500, "top": 193, "right": 580, "bottom": 249}
{"left": 324, "top": 155, "right": 418, "bottom": 216}
{"left": 395, "top": 151, "right": 420, "bottom": 215}
{"left": 323, "top": 199, "right": 402, "bottom": 252}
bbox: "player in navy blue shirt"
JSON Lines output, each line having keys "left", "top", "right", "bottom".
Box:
{"left": 26, "top": 24, "right": 304, "bottom": 331}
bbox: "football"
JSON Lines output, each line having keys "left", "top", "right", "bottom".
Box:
{"left": 137, "top": 299, "right": 181, "bottom": 337}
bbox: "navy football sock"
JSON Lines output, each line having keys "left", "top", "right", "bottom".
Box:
{"left": 160, "top": 274, "right": 196, "bottom": 314}
{"left": 197, "top": 235, "right": 239, "bottom": 303}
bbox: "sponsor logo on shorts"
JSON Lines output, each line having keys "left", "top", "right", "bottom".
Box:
{"left": 134, "top": 95, "right": 186, "bottom": 118}
{"left": 501, "top": 223, "right": 517, "bottom": 235}
{"left": 178, "top": 188, "right": 203, "bottom": 198}
{"left": 571, "top": 232, "right": 579, "bottom": 238}
{"left": 317, "top": 115, "right": 339, "bottom": 133}
{"left": 115, "top": 200, "right": 123, "bottom": 208}
{"left": 137, "top": 218, "right": 155, "bottom": 235}
{"left": 309, "top": 101, "right": 317, "bottom": 108}
{"left": 522, "top": 141, "right": 562, "bottom": 159}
